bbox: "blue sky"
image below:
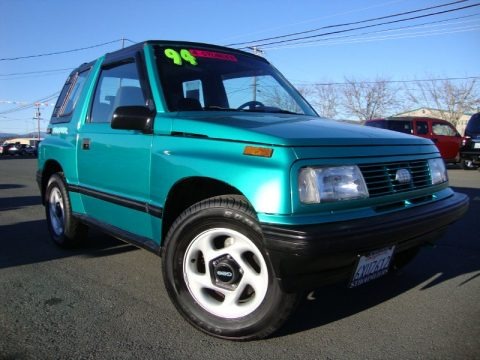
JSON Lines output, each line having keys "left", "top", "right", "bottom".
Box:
{"left": 1, "top": 0, "right": 479, "bottom": 134}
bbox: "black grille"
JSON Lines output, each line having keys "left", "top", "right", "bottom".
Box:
{"left": 359, "top": 160, "right": 432, "bottom": 197}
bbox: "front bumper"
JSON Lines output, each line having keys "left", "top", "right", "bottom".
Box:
{"left": 261, "top": 192, "right": 469, "bottom": 292}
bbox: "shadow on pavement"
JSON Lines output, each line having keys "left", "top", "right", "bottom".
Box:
{"left": 0, "top": 184, "right": 26, "bottom": 190}
{"left": 279, "top": 185, "right": 479, "bottom": 337}
{"left": 1, "top": 165, "right": 478, "bottom": 338}
{"left": 0, "top": 195, "right": 41, "bottom": 211}
{"left": 0, "top": 219, "right": 138, "bottom": 270}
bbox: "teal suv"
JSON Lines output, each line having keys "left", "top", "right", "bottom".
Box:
{"left": 37, "top": 40, "right": 469, "bottom": 340}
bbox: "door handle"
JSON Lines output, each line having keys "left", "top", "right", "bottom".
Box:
{"left": 82, "top": 138, "right": 91, "bottom": 150}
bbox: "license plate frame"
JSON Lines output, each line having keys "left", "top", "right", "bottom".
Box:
{"left": 473, "top": 142, "right": 480, "bottom": 149}
{"left": 349, "top": 246, "right": 395, "bottom": 288}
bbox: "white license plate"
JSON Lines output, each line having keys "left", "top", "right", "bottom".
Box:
{"left": 474, "top": 142, "right": 480, "bottom": 149}
{"left": 350, "top": 246, "right": 395, "bottom": 288}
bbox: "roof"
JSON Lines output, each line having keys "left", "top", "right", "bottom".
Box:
{"left": 99, "top": 40, "right": 268, "bottom": 65}
{"left": 394, "top": 107, "right": 475, "bottom": 117}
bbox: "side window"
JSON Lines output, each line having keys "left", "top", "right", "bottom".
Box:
{"left": 432, "top": 122, "right": 457, "bottom": 136}
{"left": 388, "top": 120, "right": 412, "bottom": 134}
{"left": 366, "top": 120, "right": 386, "bottom": 129}
{"left": 61, "top": 70, "right": 90, "bottom": 115}
{"left": 52, "top": 75, "right": 73, "bottom": 118}
{"left": 51, "top": 69, "right": 90, "bottom": 123}
{"left": 416, "top": 121, "right": 429, "bottom": 135}
{"left": 90, "top": 61, "right": 146, "bottom": 123}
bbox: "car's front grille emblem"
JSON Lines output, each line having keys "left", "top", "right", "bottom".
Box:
{"left": 395, "top": 168, "right": 412, "bottom": 184}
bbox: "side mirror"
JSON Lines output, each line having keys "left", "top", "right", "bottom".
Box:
{"left": 111, "top": 106, "right": 154, "bottom": 133}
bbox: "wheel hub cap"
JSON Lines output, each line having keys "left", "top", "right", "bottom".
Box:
{"left": 211, "top": 255, "right": 242, "bottom": 289}
{"left": 183, "top": 228, "right": 269, "bottom": 318}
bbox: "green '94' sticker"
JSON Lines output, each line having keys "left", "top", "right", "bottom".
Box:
{"left": 164, "top": 48, "right": 197, "bottom": 66}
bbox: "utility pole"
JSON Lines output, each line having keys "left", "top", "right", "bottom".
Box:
{"left": 34, "top": 103, "right": 42, "bottom": 141}
{"left": 249, "top": 47, "right": 263, "bottom": 102}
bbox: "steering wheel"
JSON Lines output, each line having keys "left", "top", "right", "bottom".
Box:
{"left": 237, "top": 100, "right": 265, "bottom": 111}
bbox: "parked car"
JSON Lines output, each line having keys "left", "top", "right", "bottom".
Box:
{"left": 0, "top": 143, "right": 22, "bottom": 156}
{"left": 460, "top": 112, "right": 480, "bottom": 169}
{"left": 364, "top": 117, "right": 463, "bottom": 163}
{"left": 0, "top": 142, "right": 38, "bottom": 157}
{"left": 37, "top": 40, "right": 468, "bottom": 340}
{"left": 0, "top": 143, "right": 14, "bottom": 156}
{"left": 21, "top": 145, "right": 37, "bottom": 156}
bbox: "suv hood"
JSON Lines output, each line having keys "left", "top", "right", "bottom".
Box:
{"left": 169, "top": 112, "right": 432, "bottom": 147}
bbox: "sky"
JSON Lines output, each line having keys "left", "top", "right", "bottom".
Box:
{"left": 0, "top": 0, "right": 479, "bottom": 135}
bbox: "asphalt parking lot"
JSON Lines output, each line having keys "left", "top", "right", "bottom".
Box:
{"left": 1, "top": 158, "right": 479, "bottom": 359}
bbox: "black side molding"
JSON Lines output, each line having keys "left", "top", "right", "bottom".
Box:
{"left": 74, "top": 213, "right": 161, "bottom": 255}
{"left": 68, "top": 184, "right": 163, "bottom": 218}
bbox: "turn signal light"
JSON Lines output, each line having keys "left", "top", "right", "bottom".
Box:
{"left": 243, "top": 146, "right": 273, "bottom": 158}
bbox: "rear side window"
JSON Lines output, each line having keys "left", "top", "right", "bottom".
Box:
{"left": 432, "top": 122, "right": 457, "bottom": 136}
{"left": 51, "top": 69, "right": 91, "bottom": 123}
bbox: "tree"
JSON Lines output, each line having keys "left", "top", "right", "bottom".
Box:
{"left": 341, "top": 77, "right": 398, "bottom": 121}
{"left": 308, "top": 83, "right": 339, "bottom": 119}
{"left": 405, "top": 78, "right": 480, "bottom": 127}
{"left": 261, "top": 86, "right": 302, "bottom": 113}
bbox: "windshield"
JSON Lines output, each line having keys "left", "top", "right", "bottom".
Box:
{"left": 154, "top": 44, "right": 316, "bottom": 116}
{"left": 466, "top": 113, "right": 480, "bottom": 133}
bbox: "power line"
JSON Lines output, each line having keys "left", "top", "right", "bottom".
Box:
{"left": 262, "top": 12, "right": 480, "bottom": 50}
{"left": 0, "top": 67, "right": 74, "bottom": 77}
{"left": 220, "top": 0, "right": 408, "bottom": 43}
{"left": 266, "top": 24, "right": 480, "bottom": 51}
{"left": 232, "top": 2, "right": 480, "bottom": 49}
{"left": 3, "top": 14, "right": 478, "bottom": 81}
{"left": 0, "top": 116, "right": 32, "bottom": 121}
{"left": 0, "top": 38, "right": 135, "bottom": 62}
{"left": 0, "top": 71, "right": 73, "bottom": 82}
{"left": 0, "top": 92, "right": 60, "bottom": 115}
{"left": 226, "top": 0, "right": 469, "bottom": 47}
{"left": 294, "top": 76, "right": 480, "bottom": 86}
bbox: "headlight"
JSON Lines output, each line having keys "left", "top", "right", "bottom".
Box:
{"left": 298, "top": 166, "right": 369, "bottom": 204}
{"left": 428, "top": 158, "right": 448, "bottom": 185}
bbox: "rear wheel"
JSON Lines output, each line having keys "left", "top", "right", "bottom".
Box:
{"left": 461, "top": 159, "right": 478, "bottom": 170}
{"left": 45, "top": 173, "right": 87, "bottom": 247}
{"left": 162, "top": 195, "right": 299, "bottom": 340}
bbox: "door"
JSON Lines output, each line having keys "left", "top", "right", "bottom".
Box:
{"left": 430, "top": 120, "right": 462, "bottom": 162}
{"left": 77, "top": 59, "right": 155, "bottom": 239}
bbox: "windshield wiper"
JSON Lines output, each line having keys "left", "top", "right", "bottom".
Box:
{"left": 242, "top": 107, "right": 302, "bottom": 115}
{"left": 269, "top": 109, "right": 302, "bottom": 115}
{"left": 203, "top": 106, "right": 237, "bottom": 111}
{"left": 203, "top": 105, "right": 303, "bottom": 115}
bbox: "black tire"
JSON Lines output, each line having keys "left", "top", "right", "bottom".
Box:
{"left": 461, "top": 160, "right": 478, "bottom": 170}
{"left": 392, "top": 246, "right": 421, "bottom": 271}
{"left": 162, "top": 195, "right": 299, "bottom": 340}
{"left": 45, "top": 173, "right": 87, "bottom": 247}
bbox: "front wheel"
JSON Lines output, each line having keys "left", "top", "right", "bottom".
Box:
{"left": 162, "top": 195, "right": 299, "bottom": 340}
